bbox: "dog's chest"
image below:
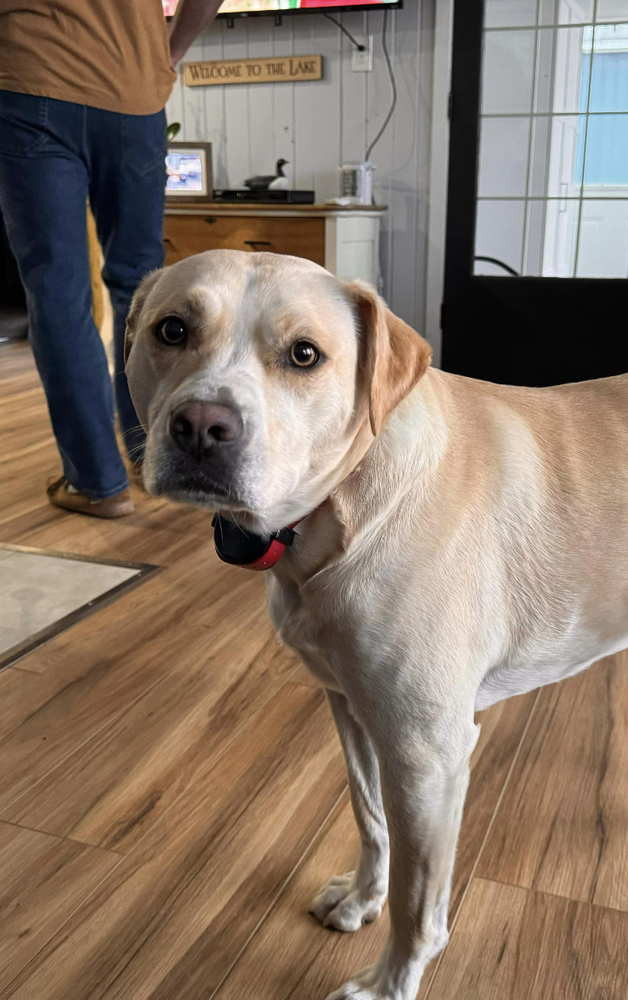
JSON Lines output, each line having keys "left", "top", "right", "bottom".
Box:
{"left": 265, "top": 574, "right": 345, "bottom": 691}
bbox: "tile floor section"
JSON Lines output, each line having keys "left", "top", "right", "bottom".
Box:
{"left": 0, "top": 548, "right": 141, "bottom": 662}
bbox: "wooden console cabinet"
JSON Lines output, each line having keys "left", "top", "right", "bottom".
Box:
{"left": 163, "top": 203, "right": 386, "bottom": 287}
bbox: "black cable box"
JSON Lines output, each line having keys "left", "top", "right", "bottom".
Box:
{"left": 212, "top": 189, "right": 315, "bottom": 204}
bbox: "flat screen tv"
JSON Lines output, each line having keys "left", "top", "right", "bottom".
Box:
{"left": 164, "top": 0, "right": 401, "bottom": 17}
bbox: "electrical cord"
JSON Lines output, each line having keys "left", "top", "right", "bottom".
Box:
{"left": 323, "top": 12, "right": 365, "bottom": 50}
{"left": 474, "top": 256, "right": 520, "bottom": 276}
{"left": 365, "top": 10, "right": 398, "bottom": 161}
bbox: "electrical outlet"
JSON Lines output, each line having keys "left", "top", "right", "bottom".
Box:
{"left": 351, "top": 36, "right": 373, "bottom": 72}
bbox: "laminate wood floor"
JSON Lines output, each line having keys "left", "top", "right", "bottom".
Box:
{"left": 2, "top": 340, "right": 628, "bottom": 999}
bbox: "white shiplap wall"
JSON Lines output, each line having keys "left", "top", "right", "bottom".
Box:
{"left": 166, "top": 1, "right": 435, "bottom": 336}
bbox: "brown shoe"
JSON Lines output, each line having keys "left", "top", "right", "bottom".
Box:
{"left": 47, "top": 477, "right": 134, "bottom": 518}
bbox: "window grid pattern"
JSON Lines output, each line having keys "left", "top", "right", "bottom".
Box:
{"left": 476, "top": 0, "right": 628, "bottom": 277}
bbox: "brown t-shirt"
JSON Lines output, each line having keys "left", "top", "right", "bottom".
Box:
{"left": 0, "top": 0, "right": 177, "bottom": 116}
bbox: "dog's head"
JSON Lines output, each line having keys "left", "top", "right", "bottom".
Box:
{"left": 125, "top": 250, "right": 431, "bottom": 532}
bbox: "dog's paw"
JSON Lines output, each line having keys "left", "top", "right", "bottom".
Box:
{"left": 325, "top": 986, "right": 377, "bottom": 1000}
{"left": 324, "top": 965, "right": 387, "bottom": 999}
{"left": 310, "top": 873, "right": 386, "bottom": 933}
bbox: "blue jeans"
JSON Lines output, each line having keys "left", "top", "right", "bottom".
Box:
{"left": 0, "top": 91, "right": 166, "bottom": 498}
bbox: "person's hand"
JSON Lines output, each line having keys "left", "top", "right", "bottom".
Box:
{"left": 168, "top": 0, "right": 223, "bottom": 68}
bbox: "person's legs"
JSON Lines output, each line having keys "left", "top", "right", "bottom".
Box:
{"left": 0, "top": 91, "right": 129, "bottom": 498}
{"left": 88, "top": 107, "right": 167, "bottom": 465}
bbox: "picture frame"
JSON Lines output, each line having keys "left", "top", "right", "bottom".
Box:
{"left": 165, "top": 141, "right": 213, "bottom": 203}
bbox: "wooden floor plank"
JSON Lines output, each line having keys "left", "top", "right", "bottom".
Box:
{"left": 0, "top": 548, "right": 263, "bottom": 813}
{"left": 0, "top": 684, "right": 346, "bottom": 1000}
{"left": 0, "top": 481, "right": 215, "bottom": 546}
{"left": 212, "top": 690, "right": 538, "bottom": 1000}
{"left": 427, "top": 877, "right": 628, "bottom": 1000}
{"left": 452, "top": 689, "right": 538, "bottom": 917}
{"left": 0, "top": 467, "right": 61, "bottom": 534}
{"left": 1, "top": 412, "right": 53, "bottom": 463}
{"left": 214, "top": 800, "right": 387, "bottom": 1000}
{"left": 0, "top": 346, "right": 59, "bottom": 532}
{"left": 2, "top": 515, "right": 210, "bottom": 574}
{"left": 3, "top": 631, "right": 296, "bottom": 852}
{"left": 478, "top": 651, "right": 628, "bottom": 911}
{"left": 12, "top": 544, "right": 262, "bottom": 677}
{"left": 0, "top": 821, "right": 119, "bottom": 994}
{"left": 0, "top": 343, "right": 37, "bottom": 383}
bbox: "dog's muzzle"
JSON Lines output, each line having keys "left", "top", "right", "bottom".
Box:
{"left": 159, "top": 397, "right": 246, "bottom": 500}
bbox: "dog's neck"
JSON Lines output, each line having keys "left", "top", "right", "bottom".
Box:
{"left": 274, "top": 368, "right": 447, "bottom": 586}
{"left": 269, "top": 417, "right": 375, "bottom": 583}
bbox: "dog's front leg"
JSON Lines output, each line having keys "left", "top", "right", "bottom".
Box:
{"left": 310, "top": 690, "right": 389, "bottom": 932}
{"left": 326, "top": 714, "right": 477, "bottom": 1000}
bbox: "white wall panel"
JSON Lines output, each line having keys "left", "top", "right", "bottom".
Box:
{"left": 166, "top": 2, "right": 434, "bottom": 333}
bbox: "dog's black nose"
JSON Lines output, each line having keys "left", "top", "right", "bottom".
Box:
{"left": 169, "top": 400, "right": 242, "bottom": 459}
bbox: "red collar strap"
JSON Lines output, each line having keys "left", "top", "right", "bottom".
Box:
{"left": 212, "top": 514, "right": 301, "bottom": 571}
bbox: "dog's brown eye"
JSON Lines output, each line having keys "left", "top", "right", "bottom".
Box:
{"left": 156, "top": 316, "right": 186, "bottom": 346}
{"left": 290, "top": 341, "right": 319, "bottom": 368}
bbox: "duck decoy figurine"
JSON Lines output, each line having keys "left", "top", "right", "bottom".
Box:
{"left": 244, "top": 158, "right": 289, "bottom": 191}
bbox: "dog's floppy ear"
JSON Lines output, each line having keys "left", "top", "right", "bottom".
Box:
{"left": 346, "top": 281, "right": 432, "bottom": 436}
{"left": 124, "top": 269, "right": 163, "bottom": 364}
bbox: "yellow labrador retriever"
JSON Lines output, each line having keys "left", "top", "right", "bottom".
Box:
{"left": 125, "top": 249, "right": 628, "bottom": 1000}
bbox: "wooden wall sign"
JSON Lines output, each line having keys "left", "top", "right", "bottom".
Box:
{"left": 184, "top": 54, "right": 322, "bottom": 87}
